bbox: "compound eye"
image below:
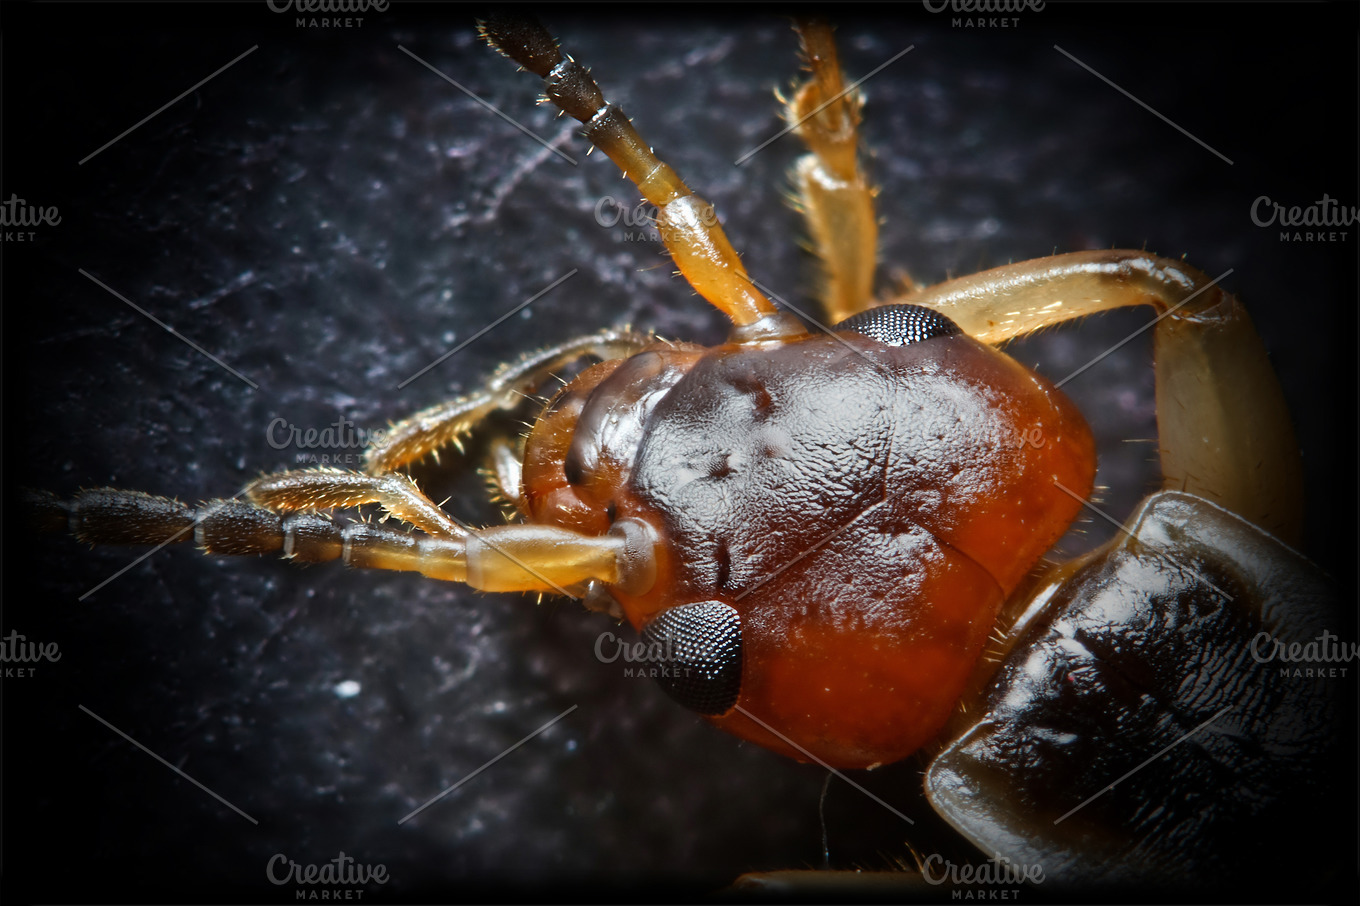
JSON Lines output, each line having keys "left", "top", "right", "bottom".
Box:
{"left": 834, "top": 304, "right": 961, "bottom": 346}
{"left": 639, "top": 601, "right": 743, "bottom": 716}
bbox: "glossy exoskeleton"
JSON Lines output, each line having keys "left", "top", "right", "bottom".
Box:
{"left": 31, "top": 12, "right": 1345, "bottom": 897}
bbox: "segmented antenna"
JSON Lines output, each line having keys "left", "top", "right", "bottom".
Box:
{"left": 479, "top": 14, "right": 795, "bottom": 335}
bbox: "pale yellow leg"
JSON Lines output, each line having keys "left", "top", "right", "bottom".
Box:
{"left": 349, "top": 521, "right": 642, "bottom": 596}
{"left": 899, "top": 250, "right": 1303, "bottom": 544}
{"left": 252, "top": 481, "right": 657, "bottom": 597}
{"left": 787, "top": 19, "right": 879, "bottom": 324}
{"left": 52, "top": 486, "right": 656, "bottom": 597}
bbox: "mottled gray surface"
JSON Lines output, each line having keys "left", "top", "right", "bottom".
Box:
{"left": 7, "top": 3, "right": 1354, "bottom": 903}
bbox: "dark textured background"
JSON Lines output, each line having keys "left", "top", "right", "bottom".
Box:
{"left": 5, "top": 1, "right": 1356, "bottom": 902}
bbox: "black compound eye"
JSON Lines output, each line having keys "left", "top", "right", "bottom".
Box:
{"left": 639, "top": 601, "right": 743, "bottom": 716}
{"left": 834, "top": 304, "right": 961, "bottom": 346}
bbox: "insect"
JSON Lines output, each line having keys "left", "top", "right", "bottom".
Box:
{"left": 15, "top": 7, "right": 1354, "bottom": 897}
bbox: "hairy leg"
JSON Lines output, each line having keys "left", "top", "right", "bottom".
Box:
{"left": 364, "top": 328, "right": 649, "bottom": 474}
{"left": 786, "top": 19, "right": 879, "bottom": 324}
{"left": 898, "top": 250, "right": 1302, "bottom": 543}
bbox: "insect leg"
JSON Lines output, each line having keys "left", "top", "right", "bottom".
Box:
{"left": 33, "top": 487, "right": 362, "bottom": 562}
{"left": 245, "top": 468, "right": 466, "bottom": 538}
{"left": 902, "top": 249, "right": 1302, "bottom": 544}
{"left": 896, "top": 249, "right": 1225, "bottom": 343}
{"left": 787, "top": 19, "right": 879, "bottom": 325}
{"left": 39, "top": 488, "right": 655, "bottom": 595}
{"left": 479, "top": 15, "right": 797, "bottom": 335}
{"left": 483, "top": 436, "right": 526, "bottom": 513}
{"left": 364, "top": 328, "right": 650, "bottom": 474}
